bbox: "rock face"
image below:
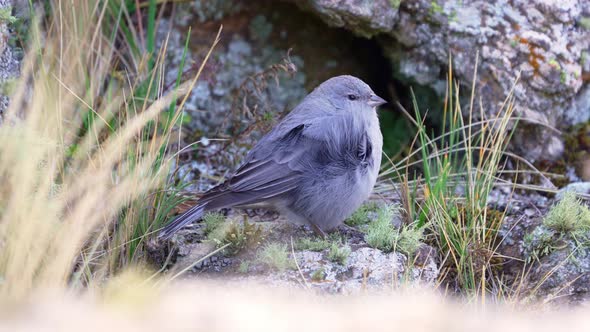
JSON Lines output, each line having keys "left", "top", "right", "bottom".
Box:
{"left": 291, "top": 0, "right": 590, "bottom": 161}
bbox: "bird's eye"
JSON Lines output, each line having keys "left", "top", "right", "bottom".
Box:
{"left": 347, "top": 94, "right": 358, "bottom": 101}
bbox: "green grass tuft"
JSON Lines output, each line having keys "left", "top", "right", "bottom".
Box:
{"left": 238, "top": 260, "right": 250, "bottom": 274}
{"left": 345, "top": 201, "right": 379, "bottom": 226}
{"left": 395, "top": 224, "right": 424, "bottom": 256}
{"left": 257, "top": 242, "right": 294, "bottom": 272}
{"left": 327, "top": 242, "right": 351, "bottom": 265}
{"left": 311, "top": 268, "right": 326, "bottom": 281}
{"left": 208, "top": 220, "right": 263, "bottom": 256}
{"left": 365, "top": 204, "right": 401, "bottom": 252}
{"left": 295, "top": 237, "right": 331, "bottom": 251}
{"left": 203, "top": 212, "right": 226, "bottom": 235}
{"left": 543, "top": 191, "right": 590, "bottom": 236}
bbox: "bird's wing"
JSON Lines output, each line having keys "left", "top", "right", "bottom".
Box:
{"left": 200, "top": 123, "right": 315, "bottom": 205}
{"left": 159, "top": 123, "right": 312, "bottom": 239}
{"left": 218, "top": 113, "right": 369, "bottom": 195}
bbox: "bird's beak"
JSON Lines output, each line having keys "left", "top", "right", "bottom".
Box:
{"left": 368, "top": 94, "right": 387, "bottom": 108}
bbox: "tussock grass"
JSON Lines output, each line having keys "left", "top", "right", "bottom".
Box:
{"left": 378, "top": 56, "right": 522, "bottom": 296}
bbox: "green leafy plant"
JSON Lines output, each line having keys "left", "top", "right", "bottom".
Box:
{"left": 394, "top": 224, "right": 424, "bottom": 256}
{"left": 523, "top": 228, "right": 558, "bottom": 263}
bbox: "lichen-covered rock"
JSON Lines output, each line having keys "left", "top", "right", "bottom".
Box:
{"left": 233, "top": 246, "right": 438, "bottom": 294}
{"left": 556, "top": 182, "right": 590, "bottom": 199}
{"left": 291, "top": 247, "right": 430, "bottom": 294}
{"left": 0, "top": 0, "right": 21, "bottom": 120}
{"left": 294, "top": 0, "right": 399, "bottom": 38}
{"left": 291, "top": 0, "right": 590, "bottom": 161}
{"left": 495, "top": 189, "right": 590, "bottom": 305}
{"left": 192, "top": 0, "right": 244, "bottom": 23}
{"left": 523, "top": 225, "right": 590, "bottom": 305}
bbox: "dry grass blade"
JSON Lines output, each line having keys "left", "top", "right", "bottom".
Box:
{"left": 0, "top": 1, "right": 219, "bottom": 299}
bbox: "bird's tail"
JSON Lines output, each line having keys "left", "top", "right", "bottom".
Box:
{"left": 158, "top": 189, "right": 272, "bottom": 240}
{"left": 158, "top": 203, "right": 208, "bottom": 240}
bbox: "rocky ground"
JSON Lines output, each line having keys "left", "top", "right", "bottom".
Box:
{"left": 153, "top": 203, "right": 440, "bottom": 295}
{"left": 149, "top": 184, "right": 590, "bottom": 305}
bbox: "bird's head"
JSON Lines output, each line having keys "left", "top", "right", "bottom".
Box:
{"left": 315, "top": 75, "right": 387, "bottom": 111}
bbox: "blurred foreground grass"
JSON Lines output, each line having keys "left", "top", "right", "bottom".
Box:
{"left": 0, "top": 0, "right": 219, "bottom": 299}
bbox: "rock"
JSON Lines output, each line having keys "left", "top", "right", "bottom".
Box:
{"left": 494, "top": 189, "right": 590, "bottom": 306}
{"left": 293, "top": 0, "right": 399, "bottom": 38}
{"left": 556, "top": 182, "right": 590, "bottom": 199}
{"left": 162, "top": 217, "right": 439, "bottom": 294}
{"left": 290, "top": 246, "right": 438, "bottom": 294}
{"left": 0, "top": 0, "right": 22, "bottom": 120}
{"left": 523, "top": 226, "right": 590, "bottom": 306}
{"left": 291, "top": 0, "right": 590, "bottom": 161}
{"left": 175, "top": 160, "right": 219, "bottom": 193}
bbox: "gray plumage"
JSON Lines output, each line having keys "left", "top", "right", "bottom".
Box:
{"left": 159, "top": 75, "right": 385, "bottom": 239}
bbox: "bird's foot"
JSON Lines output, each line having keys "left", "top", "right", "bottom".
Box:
{"left": 309, "top": 223, "right": 327, "bottom": 239}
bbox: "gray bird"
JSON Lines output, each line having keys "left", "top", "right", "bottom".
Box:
{"left": 159, "top": 75, "right": 385, "bottom": 239}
